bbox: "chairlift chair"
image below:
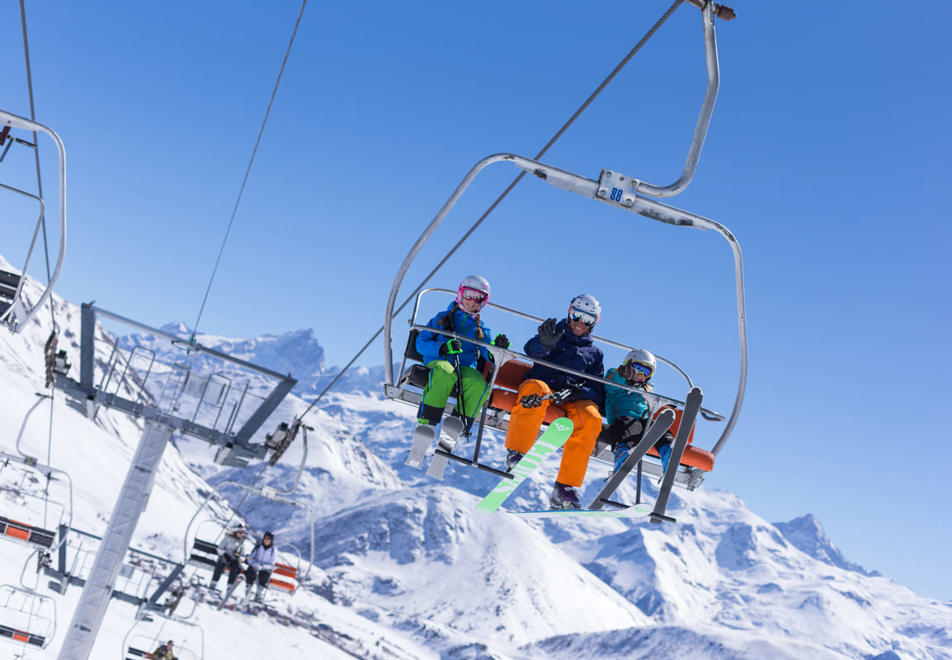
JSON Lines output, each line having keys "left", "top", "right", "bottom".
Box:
{"left": 0, "top": 584, "right": 55, "bottom": 650}
{"left": 383, "top": 2, "right": 747, "bottom": 519}
{"left": 184, "top": 479, "right": 314, "bottom": 595}
{"left": 0, "top": 109, "right": 67, "bottom": 334}
{"left": 122, "top": 611, "right": 204, "bottom": 660}
{"left": 0, "top": 451, "right": 72, "bottom": 551}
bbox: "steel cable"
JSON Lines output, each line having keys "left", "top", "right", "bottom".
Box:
{"left": 189, "top": 0, "right": 308, "bottom": 344}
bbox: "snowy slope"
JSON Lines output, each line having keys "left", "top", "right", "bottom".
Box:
{"left": 1, "top": 264, "right": 951, "bottom": 659}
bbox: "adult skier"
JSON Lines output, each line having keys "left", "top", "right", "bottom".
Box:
{"left": 411, "top": 275, "right": 509, "bottom": 433}
{"left": 605, "top": 348, "right": 674, "bottom": 475}
{"left": 209, "top": 524, "right": 247, "bottom": 591}
{"left": 245, "top": 531, "right": 277, "bottom": 602}
{"left": 504, "top": 294, "right": 605, "bottom": 509}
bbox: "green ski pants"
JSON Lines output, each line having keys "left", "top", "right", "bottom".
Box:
{"left": 417, "top": 359, "right": 490, "bottom": 425}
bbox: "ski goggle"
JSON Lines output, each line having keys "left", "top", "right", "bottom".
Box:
{"left": 624, "top": 360, "right": 654, "bottom": 378}
{"left": 459, "top": 287, "right": 487, "bottom": 304}
{"left": 568, "top": 307, "right": 597, "bottom": 326}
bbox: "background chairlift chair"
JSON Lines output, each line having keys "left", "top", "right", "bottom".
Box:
{"left": 0, "top": 584, "right": 56, "bottom": 650}
{"left": 0, "top": 451, "right": 72, "bottom": 552}
{"left": 184, "top": 478, "right": 314, "bottom": 596}
{"left": 0, "top": 109, "right": 67, "bottom": 334}
{"left": 122, "top": 610, "right": 204, "bottom": 660}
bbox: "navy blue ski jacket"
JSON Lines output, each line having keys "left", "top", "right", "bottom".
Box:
{"left": 524, "top": 319, "right": 604, "bottom": 407}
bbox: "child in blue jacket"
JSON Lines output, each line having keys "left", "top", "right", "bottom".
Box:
{"left": 605, "top": 348, "right": 673, "bottom": 475}
{"left": 414, "top": 275, "right": 508, "bottom": 428}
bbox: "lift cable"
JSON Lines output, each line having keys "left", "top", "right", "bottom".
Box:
{"left": 293, "top": 0, "right": 685, "bottom": 423}
{"left": 188, "top": 0, "right": 308, "bottom": 344}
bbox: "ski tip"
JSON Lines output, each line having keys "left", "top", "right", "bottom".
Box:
{"left": 549, "top": 417, "right": 573, "bottom": 434}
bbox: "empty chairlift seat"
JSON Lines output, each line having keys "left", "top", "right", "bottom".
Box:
{"left": 0, "top": 622, "right": 46, "bottom": 647}
{"left": 0, "top": 270, "right": 22, "bottom": 317}
{"left": 0, "top": 515, "right": 55, "bottom": 548}
{"left": 269, "top": 562, "right": 299, "bottom": 594}
{"left": 188, "top": 538, "right": 220, "bottom": 569}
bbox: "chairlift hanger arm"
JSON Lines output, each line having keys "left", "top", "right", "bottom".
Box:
{"left": 0, "top": 109, "right": 66, "bottom": 333}
{"left": 687, "top": 0, "right": 736, "bottom": 21}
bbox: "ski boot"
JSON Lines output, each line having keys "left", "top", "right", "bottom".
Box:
{"left": 505, "top": 449, "right": 524, "bottom": 472}
{"left": 612, "top": 442, "right": 633, "bottom": 477}
{"left": 549, "top": 481, "right": 581, "bottom": 510}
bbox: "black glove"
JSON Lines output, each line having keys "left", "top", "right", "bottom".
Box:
{"left": 519, "top": 393, "right": 544, "bottom": 408}
{"left": 550, "top": 383, "right": 581, "bottom": 405}
{"left": 538, "top": 318, "right": 563, "bottom": 350}
{"left": 438, "top": 338, "right": 463, "bottom": 357}
{"left": 492, "top": 334, "right": 510, "bottom": 349}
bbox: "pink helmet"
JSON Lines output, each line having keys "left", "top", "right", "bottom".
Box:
{"left": 456, "top": 275, "right": 491, "bottom": 313}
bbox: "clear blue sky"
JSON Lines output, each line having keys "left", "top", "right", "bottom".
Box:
{"left": 3, "top": 2, "right": 950, "bottom": 600}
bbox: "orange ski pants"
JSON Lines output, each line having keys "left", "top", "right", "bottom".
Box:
{"left": 504, "top": 379, "right": 603, "bottom": 488}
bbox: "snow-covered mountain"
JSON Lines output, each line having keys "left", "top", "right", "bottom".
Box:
{"left": 119, "top": 323, "right": 384, "bottom": 397}
{"left": 2, "top": 263, "right": 951, "bottom": 659}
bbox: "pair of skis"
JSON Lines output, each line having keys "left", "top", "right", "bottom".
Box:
{"left": 475, "top": 386, "right": 702, "bottom": 521}
{"left": 405, "top": 416, "right": 466, "bottom": 480}
{"left": 475, "top": 417, "right": 647, "bottom": 519}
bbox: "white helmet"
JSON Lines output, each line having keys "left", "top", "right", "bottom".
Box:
{"left": 623, "top": 348, "right": 656, "bottom": 378}
{"left": 567, "top": 294, "right": 601, "bottom": 327}
{"left": 457, "top": 275, "right": 491, "bottom": 312}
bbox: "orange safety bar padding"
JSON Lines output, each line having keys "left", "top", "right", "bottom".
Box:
{"left": 273, "top": 564, "right": 297, "bottom": 578}
{"left": 269, "top": 578, "right": 296, "bottom": 592}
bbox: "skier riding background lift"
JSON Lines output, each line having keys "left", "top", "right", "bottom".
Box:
{"left": 209, "top": 524, "right": 248, "bottom": 592}
{"left": 151, "top": 639, "right": 178, "bottom": 660}
{"left": 504, "top": 294, "right": 606, "bottom": 509}
{"left": 245, "top": 531, "right": 277, "bottom": 602}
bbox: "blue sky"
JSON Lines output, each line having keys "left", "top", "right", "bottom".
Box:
{"left": 2, "top": 2, "right": 950, "bottom": 600}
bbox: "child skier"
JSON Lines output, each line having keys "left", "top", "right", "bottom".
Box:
{"left": 410, "top": 275, "right": 509, "bottom": 438}
{"left": 604, "top": 348, "right": 674, "bottom": 476}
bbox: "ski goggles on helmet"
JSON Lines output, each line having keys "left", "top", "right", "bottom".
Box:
{"left": 568, "top": 307, "right": 597, "bottom": 327}
{"left": 459, "top": 287, "right": 488, "bottom": 305}
{"left": 624, "top": 360, "right": 654, "bottom": 378}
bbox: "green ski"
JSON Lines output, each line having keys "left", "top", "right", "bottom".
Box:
{"left": 476, "top": 417, "right": 573, "bottom": 512}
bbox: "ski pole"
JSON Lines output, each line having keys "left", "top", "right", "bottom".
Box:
{"left": 449, "top": 342, "right": 469, "bottom": 435}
